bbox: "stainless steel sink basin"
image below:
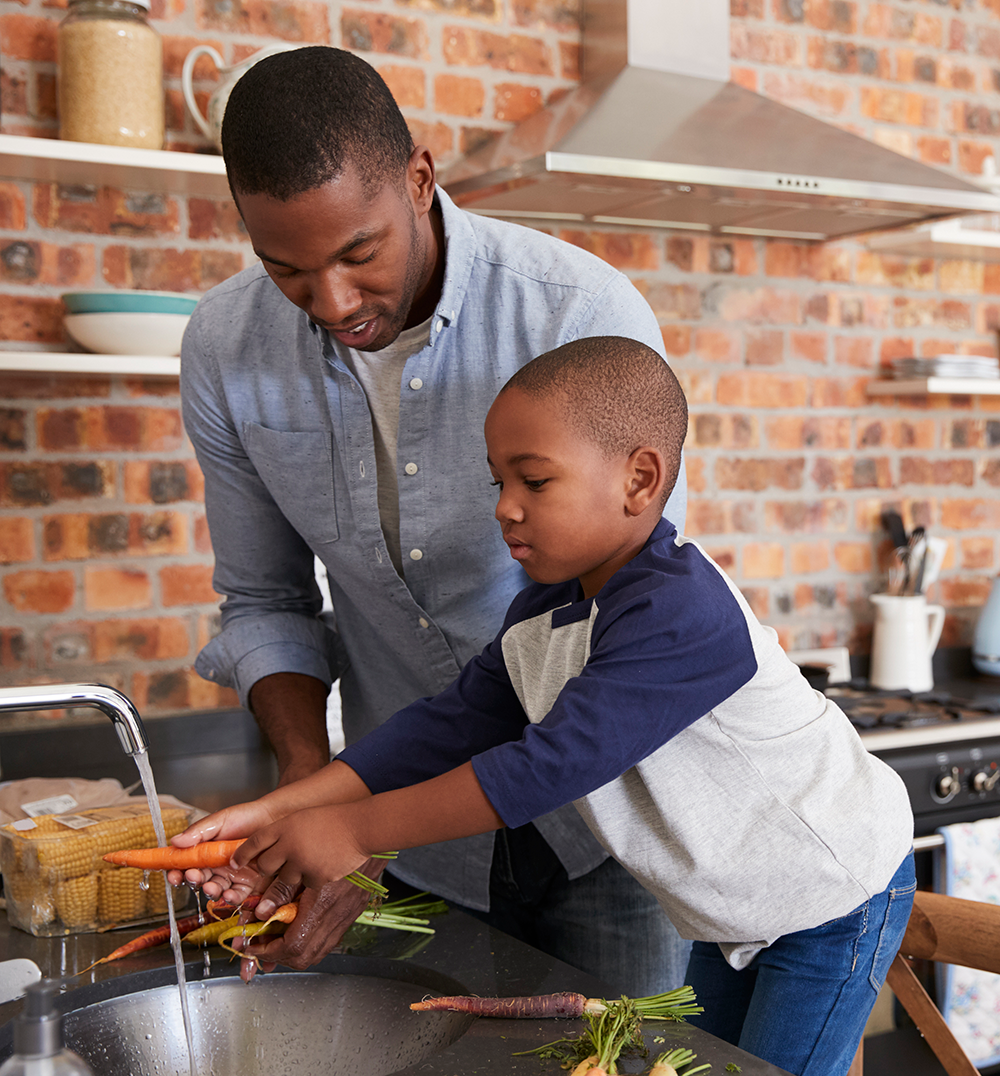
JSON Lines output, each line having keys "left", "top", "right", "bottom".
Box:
{"left": 0, "top": 957, "right": 473, "bottom": 1076}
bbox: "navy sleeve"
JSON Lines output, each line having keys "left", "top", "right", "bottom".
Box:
{"left": 472, "top": 546, "right": 759, "bottom": 828}
{"left": 336, "top": 592, "right": 546, "bottom": 792}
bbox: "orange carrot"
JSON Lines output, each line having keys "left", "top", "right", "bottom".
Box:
{"left": 410, "top": 992, "right": 593, "bottom": 1018}
{"left": 102, "top": 839, "right": 246, "bottom": 870}
{"left": 570, "top": 1056, "right": 599, "bottom": 1076}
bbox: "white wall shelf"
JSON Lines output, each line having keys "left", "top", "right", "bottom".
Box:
{"left": 867, "top": 377, "right": 1000, "bottom": 396}
{"left": 867, "top": 218, "right": 1000, "bottom": 261}
{"left": 0, "top": 352, "right": 180, "bottom": 377}
{"left": 0, "top": 133, "right": 228, "bottom": 197}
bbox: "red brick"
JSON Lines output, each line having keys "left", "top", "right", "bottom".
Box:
{"left": 960, "top": 536, "right": 995, "bottom": 570}
{"left": 510, "top": 0, "right": 577, "bottom": 29}
{"left": 4, "top": 569, "right": 74, "bottom": 613}
{"left": 730, "top": 25, "right": 801, "bottom": 65}
{"left": 855, "top": 251, "right": 934, "bottom": 290}
{"left": 716, "top": 457, "right": 804, "bottom": 492}
{"left": 84, "top": 566, "right": 151, "bottom": 611}
{"left": 123, "top": 460, "right": 204, "bottom": 504}
{"left": 691, "top": 414, "right": 758, "bottom": 450}
{"left": 938, "top": 577, "right": 994, "bottom": 606}
{"left": 0, "top": 460, "right": 115, "bottom": 506}
{"left": 442, "top": 26, "right": 552, "bottom": 74}
{"left": 0, "top": 14, "right": 57, "bottom": 61}
{"left": 102, "top": 246, "right": 240, "bottom": 292}
{"left": 558, "top": 41, "right": 579, "bottom": 80}
{"left": 194, "top": 514, "right": 213, "bottom": 554}
{"left": 0, "top": 241, "right": 96, "bottom": 286}
{"left": 765, "top": 416, "right": 851, "bottom": 450}
{"left": 716, "top": 287, "right": 801, "bottom": 325}
{"left": 632, "top": 281, "right": 701, "bottom": 320}
{"left": 160, "top": 563, "right": 220, "bottom": 606}
{"left": 790, "top": 541, "right": 830, "bottom": 575}
{"left": 660, "top": 325, "right": 691, "bottom": 357}
{"left": 0, "top": 183, "right": 27, "bottom": 230}
{"left": 899, "top": 458, "right": 975, "bottom": 486}
{"left": 694, "top": 329, "right": 740, "bottom": 364}
{"left": 746, "top": 329, "right": 784, "bottom": 366}
{"left": 958, "top": 141, "right": 995, "bottom": 176}
{"left": 342, "top": 10, "right": 427, "bottom": 58}
{"left": 0, "top": 409, "right": 27, "bottom": 450}
{"left": 716, "top": 372, "right": 809, "bottom": 408}
{"left": 834, "top": 542, "right": 872, "bottom": 574}
{"left": 789, "top": 331, "right": 826, "bottom": 363}
{"left": 0, "top": 295, "right": 64, "bottom": 344}
{"left": 764, "top": 499, "right": 849, "bottom": 534}
{"left": 188, "top": 200, "right": 245, "bottom": 242}
{"left": 0, "top": 627, "right": 28, "bottom": 670}
{"left": 0, "top": 517, "right": 34, "bottom": 563}
{"left": 916, "top": 135, "right": 951, "bottom": 165}
{"left": 941, "top": 499, "right": 1000, "bottom": 530}
{"left": 834, "top": 335, "right": 875, "bottom": 368}
{"left": 559, "top": 230, "right": 659, "bottom": 271}
{"left": 761, "top": 72, "right": 852, "bottom": 116}
{"left": 199, "top": 0, "right": 329, "bottom": 40}
{"left": 92, "top": 617, "right": 190, "bottom": 662}
{"left": 403, "top": 118, "right": 452, "bottom": 159}
{"left": 160, "top": 36, "right": 225, "bottom": 80}
{"left": 809, "top": 377, "right": 869, "bottom": 408}
{"left": 33, "top": 186, "right": 180, "bottom": 237}
{"left": 743, "top": 543, "right": 785, "bottom": 579}
{"left": 434, "top": 73, "right": 485, "bottom": 117}
{"left": 812, "top": 456, "right": 892, "bottom": 491}
{"left": 378, "top": 64, "right": 426, "bottom": 110}
{"left": 493, "top": 82, "right": 543, "bottom": 122}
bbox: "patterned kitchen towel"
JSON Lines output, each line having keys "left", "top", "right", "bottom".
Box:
{"left": 936, "top": 816, "right": 1000, "bottom": 1068}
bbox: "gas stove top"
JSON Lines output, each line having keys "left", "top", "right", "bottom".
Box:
{"left": 829, "top": 683, "right": 1000, "bottom": 752}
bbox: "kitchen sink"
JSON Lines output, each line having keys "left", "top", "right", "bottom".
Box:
{"left": 0, "top": 956, "right": 474, "bottom": 1076}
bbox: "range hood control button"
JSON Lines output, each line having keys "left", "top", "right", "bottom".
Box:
{"left": 971, "top": 769, "right": 1000, "bottom": 793}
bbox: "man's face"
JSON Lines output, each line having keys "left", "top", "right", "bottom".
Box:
{"left": 485, "top": 387, "right": 640, "bottom": 600}
{"left": 238, "top": 153, "right": 439, "bottom": 351}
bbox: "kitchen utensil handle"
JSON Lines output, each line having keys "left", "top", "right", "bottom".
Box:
{"left": 182, "top": 45, "right": 224, "bottom": 142}
{"left": 925, "top": 604, "right": 945, "bottom": 655}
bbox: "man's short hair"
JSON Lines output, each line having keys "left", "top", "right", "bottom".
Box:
{"left": 503, "top": 337, "right": 688, "bottom": 510}
{"left": 221, "top": 46, "right": 415, "bottom": 201}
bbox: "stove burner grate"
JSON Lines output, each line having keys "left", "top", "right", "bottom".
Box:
{"left": 830, "top": 682, "right": 1000, "bottom": 732}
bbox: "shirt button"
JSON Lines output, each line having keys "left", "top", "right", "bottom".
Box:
{"left": 409, "top": 377, "right": 423, "bottom": 390}
{"left": 409, "top": 548, "right": 423, "bottom": 561}
{"left": 434, "top": 319, "right": 443, "bottom": 333}
{"left": 404, "top": 462, "right": 418, "bottom": 476}
{"left": 418, "top": 617, "right": 429, "bottom": 629}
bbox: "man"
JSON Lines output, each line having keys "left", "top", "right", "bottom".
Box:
{"left": 180, "top": 45, "right": 689, "bottom": 993}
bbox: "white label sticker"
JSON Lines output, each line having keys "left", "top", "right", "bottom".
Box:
{"left": 11, "top": 818, "right": 37, "bottom": 831}
{"left": 21, "top": 794, "right": 79, "bottom": 818}
{"left": 52, "top": 814, "right": 102, "bottom": 830}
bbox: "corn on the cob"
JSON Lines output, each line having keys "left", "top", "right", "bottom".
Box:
{"left": 54, "top": 872, "right": 98, "bottom": 929}
{"left": 97, "top": 867, "right": 147, "bottom": 922}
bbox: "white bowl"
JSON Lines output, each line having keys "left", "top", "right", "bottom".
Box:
{"left": 64, "top": 312, "right": 191, "bottom": 357}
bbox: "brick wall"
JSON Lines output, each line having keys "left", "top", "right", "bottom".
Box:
{"left": 1, "top": 0, "right": 999, "bottom": 716}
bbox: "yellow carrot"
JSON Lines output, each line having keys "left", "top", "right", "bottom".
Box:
{"left": 182, "top": 914, "right": 241, "bottom": 947}
{"left": 217, "top": 903, "right": 299, "bottom": 966}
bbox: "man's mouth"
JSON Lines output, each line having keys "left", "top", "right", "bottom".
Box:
{"left": 329, "top": 318, "right": 380, "bottom": 348}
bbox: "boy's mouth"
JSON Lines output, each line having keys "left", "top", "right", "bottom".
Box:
{"left": 504, "top": 537, "right": 531, "bottom": 561}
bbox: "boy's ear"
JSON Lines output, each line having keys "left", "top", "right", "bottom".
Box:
{"left": 624, "top": 447, "right": 666, "bottom": 516}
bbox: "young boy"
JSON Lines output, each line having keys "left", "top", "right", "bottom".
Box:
{"left": 174, "top": 336, "right": 915, "bottom": 1076}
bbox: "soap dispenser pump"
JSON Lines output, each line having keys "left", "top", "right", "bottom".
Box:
{"left": 0, "top": 980, "right": 94, "bottom": 1075}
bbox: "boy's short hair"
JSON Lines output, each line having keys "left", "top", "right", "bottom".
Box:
{"left": 503, "top": 336, "right": 688, "bottom": 510}
{"left": 221, "top": 47, "right": 415, "bottom": 202}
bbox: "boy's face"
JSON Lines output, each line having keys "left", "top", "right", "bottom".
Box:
{"left": 485, "top": 387, "right": 649, "bottom": 599}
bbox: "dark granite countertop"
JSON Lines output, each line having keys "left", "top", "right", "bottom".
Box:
{"left": 0, "top": 707, "right": 791, "bottom": 1074}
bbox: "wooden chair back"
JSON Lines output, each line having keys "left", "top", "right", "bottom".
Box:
{"left": 850, "top": 889, "right": 1000, "bottom": 1076}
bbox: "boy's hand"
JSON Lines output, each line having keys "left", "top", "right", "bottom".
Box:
{"left": 232, "top": 804, "right": 368, "bottom": 896}
{"left": 165, "top": 798, "right": 278, "bottom": 895}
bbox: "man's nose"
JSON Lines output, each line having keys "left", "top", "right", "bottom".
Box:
{"left": 310, "top": 269, "right": 363, "bottom": 325}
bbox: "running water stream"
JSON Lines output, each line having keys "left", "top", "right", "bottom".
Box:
{"left": 133, "top": 751, "right": 199, "bottom": 1076}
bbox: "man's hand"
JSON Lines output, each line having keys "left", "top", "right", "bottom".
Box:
{"left": 240, "top": 864, "right": 385, "bottom": 974}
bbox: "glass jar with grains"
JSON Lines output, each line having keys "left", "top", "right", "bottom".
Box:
{"left": 57, "top": 0, "right": 163, "bottom": 149}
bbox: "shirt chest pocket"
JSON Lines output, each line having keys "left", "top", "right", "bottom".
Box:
{"left": 243, "top": 423, "right": 340, "bottom": 547}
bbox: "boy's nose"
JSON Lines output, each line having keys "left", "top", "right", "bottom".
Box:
{"left": 494, "top": 490, "right": 523, "bottom": 523}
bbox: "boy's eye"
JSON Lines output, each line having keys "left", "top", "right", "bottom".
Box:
{"left": 490, "top": 479, "right": 503, "bottom": 490}
{"left": 525, "top": 479, "right": 548, "bottom": 491}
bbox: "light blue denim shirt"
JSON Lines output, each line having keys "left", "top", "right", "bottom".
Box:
{"left": 180, "top": 187, "right": 687, "bottom": 909}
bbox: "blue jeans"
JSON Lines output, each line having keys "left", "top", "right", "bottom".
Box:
{"left": 684, "top": 852, "right": 916, "bottom": 1076}
{"left": 459, "top": 823, "right": 692, "bottom": 997}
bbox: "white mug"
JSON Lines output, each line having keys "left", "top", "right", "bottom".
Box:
{"left": 869, "top": 593, "right": 946, "bottom": 693}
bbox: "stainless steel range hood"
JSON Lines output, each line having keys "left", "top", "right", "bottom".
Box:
{"left": 441, "top": 0, "right": 1000, "bottom": 240}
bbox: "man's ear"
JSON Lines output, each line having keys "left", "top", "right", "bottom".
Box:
{"left": 624, "top": 447, "right": 666, "bottom": 517}
{"left": 407, "top": 146, "right": 437, "bottom": 216}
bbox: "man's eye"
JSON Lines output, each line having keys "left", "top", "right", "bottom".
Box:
{"left": 348, "top": 249, "right": 378, "bottom": 265}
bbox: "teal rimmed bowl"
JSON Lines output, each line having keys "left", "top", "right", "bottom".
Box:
{"left": 62, "top": 290, "right": 199, "bottom": 316}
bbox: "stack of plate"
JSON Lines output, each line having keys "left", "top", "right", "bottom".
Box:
{"left": 62, "top": 291, "right": 199, "bottom": 357}
{"left": 890, "top": 355, "right": 1000, "bottom": 379}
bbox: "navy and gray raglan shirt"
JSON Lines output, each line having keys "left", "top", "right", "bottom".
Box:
{"left": 338, "top": 519, "right": 914, "bottom": 968}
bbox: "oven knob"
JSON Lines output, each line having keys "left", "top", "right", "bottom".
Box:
{"left": 972, "top": 769, "right": 1000, "bottom": 793}
{"left": 934, "top": 768, "right": 961, "bottom": 801}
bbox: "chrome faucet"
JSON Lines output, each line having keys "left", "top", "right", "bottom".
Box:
{"left": 0, "top": 683, "right": 149, "bottom": 756}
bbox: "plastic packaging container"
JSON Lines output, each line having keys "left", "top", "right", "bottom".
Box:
{"left": 57, "top": 0, "right": 164, "bottom": 149}
{"left": 0, "top": 804, "right": 191, "bottom": 936}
